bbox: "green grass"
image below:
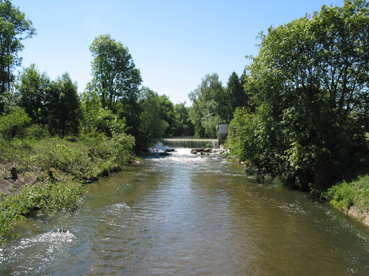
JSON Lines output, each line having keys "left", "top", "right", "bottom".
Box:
{"left": 0, "top": 132, "right": 136, "bottom": 242}
{"left": 0, "top": 180, "right": 84, "bottom": 242}
{"left": 322, "top": 175, "right": 369, "bottom": 211}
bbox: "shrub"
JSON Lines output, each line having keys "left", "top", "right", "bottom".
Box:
{"left": 0, "top": 180, "right": 84, "bottom": 242}
{"left": 0, "top": 108, "right": 31, "bottom": 139}
{"left": 323, "top": 175, "right": 369, "bottom": 210}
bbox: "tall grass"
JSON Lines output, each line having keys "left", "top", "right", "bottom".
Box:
{"left": 0, "top": 180, "right": 84, "bottom": 241}
{"left": 0, "top": 132, "right": 135, "bottom": 242}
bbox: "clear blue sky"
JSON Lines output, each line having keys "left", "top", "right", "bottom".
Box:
{"left": 13, "top": 0, "right": 344, "bottom": 105}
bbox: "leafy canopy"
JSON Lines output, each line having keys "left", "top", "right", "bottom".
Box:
{"left": 89, "top": 34, "right": 142, "bottom": 111}
{"left": 228, "top": 0, "right": 369, "bottom": 192}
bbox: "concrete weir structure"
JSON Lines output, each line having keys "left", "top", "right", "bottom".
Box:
{"left": 160, "top": 124, "right": 229, "bottom": 149}
{"left": 159, "top": 138, "right": 219, "bottom": 149}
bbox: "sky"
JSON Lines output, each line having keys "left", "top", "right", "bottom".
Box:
{"left": 12, "top": 0, "right": 345, "bottom": 105}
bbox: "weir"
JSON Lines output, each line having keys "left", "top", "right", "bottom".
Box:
{"left": 159, "top": 138, "right": 219, "bottom": 148}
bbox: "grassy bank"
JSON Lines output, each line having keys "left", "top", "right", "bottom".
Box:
{"left": 322, "top": 175, "right": 369, "bottom": 224}
{"left": 0, "top": 133, "right": 136, "bottom": 242}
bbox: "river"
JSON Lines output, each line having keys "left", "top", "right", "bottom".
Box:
{"left": 1, "top": 146, "right": 369, "bottom": 275}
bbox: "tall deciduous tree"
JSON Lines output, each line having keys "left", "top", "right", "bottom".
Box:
{"left": 229, "top": 0, "right": 369, "bottom": 192}
{"left": 0, "top": 0, "right": 35, "bottom": 108}
{"left": 89, "top": 34, "right": 142, "bottom": 112}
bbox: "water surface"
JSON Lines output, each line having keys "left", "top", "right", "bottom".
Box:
{"left": 1, "top": 147, "right": 369, "bottom": 275}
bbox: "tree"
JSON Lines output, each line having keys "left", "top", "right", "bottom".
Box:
{"left": 230, "top": 0, "right": 369, "bottom": 192}
{"left": 89, "top": 34, "right": 142, "bottom": 111}
{"left": 189, "top": 73, "right": 226, "bottom": 137}
{"left": 0, "top": 0, "right": 35, "bottom": 110}
{"left": 80, "top": 88, "right": 127, "bottom": 137}
{"left": 0, "top": 106, "right": 30, "bottom": 139}
{"left": 15, "top": 67, "right": 81, "bottom": 137}
{"left": 223, "top": 71, "right": 252, "bottom": 122}
{"left": 16, "top": 64, "right": 50, "bottom": 125}
{"left": 173, "top": 102, "right": 194, "bottom": 136}
{"left": 159, "top": 94, "right": 175, "bottom": 137}
{"left": 138, "top": 87, "right": 168, "bottom": 146}
{"left": 46, "top": 73, "right": 82, "bottom": 137}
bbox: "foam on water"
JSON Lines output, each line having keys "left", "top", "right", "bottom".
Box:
{"left": 1, "top": 230, "right": 76, "bottom": 275}
{"left": 148, "top": 142, "right": 192, "bottom": 157}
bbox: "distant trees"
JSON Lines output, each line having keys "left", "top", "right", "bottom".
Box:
{"left": 188, "top": 72, "right": 253, "bottom": 138}
{"left": 0, "top": 0, "right": 35, "bottom": 111}
{"left": 173, "top": 102, "right": 194, "bottom": 136}
{"left": 46, "top": 73, "right": 81, "bottom": 137}
{"left": 188, "top": 73, "right": 225, "bottom": 138}
{"left": 136, "top": 87, "right": 168, "bottom": 147}
{"left": 159, "top": 94, "right": 175, "bottom": 137}
{"left": 224, "top": 71, "right": 253, "bottom": 122}
{"left": 228, "top": 0, "right": 369, "bottom": 192}
{"left": 16, "top": 65, "right": 81, "bottom": 137}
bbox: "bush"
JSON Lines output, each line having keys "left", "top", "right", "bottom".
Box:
{"left": 0, "top": 180, "right": 84, "bottom": 242}
{"left": 323, "top": 175, "right": 369, "bottom": 210}
{"left": 0, "top": 132, "right": 136, "bottom": 240}
{"left": 0, "top": 108, "right": 31, "bottom": 139}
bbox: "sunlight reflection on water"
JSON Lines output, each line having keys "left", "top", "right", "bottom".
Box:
{"left": 1, "top": 143, "right": 369, "bottom": 275}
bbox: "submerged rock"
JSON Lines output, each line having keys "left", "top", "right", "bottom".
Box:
{"left": 52, "top": 228, "right": 70, "bottom": 234}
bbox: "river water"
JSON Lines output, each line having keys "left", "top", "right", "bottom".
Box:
{"left": 1, "top": 146, "right": 369, "bottom": 275}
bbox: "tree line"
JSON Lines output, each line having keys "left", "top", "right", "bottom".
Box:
{"left": 1, "top": 0, "right": 369, "bottom": 196}
{"left": 226, "top": 0, "right": 369, "bottom": 193}
{"left": 0, "top": 0, "right": 194, "bottom": 152}
{"left": 188, "top": 71, "right": 254, "bottom": 138}
{"left": 187, "top": 0, "right": 369, "bottom": 195}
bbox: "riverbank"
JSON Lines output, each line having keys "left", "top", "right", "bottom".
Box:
{"left": 3, "top": 145, "right": 369, "bottom": 275}
{"left": 322, "top": 175, "right": 369, "bottom": 226}
{"left": 226, "top": 153, "right": 369, "bottom": 227}
{"left": 0, "top": 134, "right": 136, "bottom": 242}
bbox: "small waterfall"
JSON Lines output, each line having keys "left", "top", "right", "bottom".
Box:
{"left": 159, "top": 138, "right": 219, "bottom": 148}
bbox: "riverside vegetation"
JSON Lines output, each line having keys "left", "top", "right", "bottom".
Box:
{"left": 225, "top": 0, "right": 369, "bottom": 224}
{"left": 0, "top": 113, "right": 136, "bottom": 241}
{"left": 0, "top": 0, "right": 195, "bottom": 241}
{"left": 188, "top": 1, "right": 369, "bottom": 224}
{"left": 1, "top": 0, "right": 369, "bottom": 240}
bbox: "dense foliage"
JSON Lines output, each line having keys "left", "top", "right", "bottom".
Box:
{"left": 138, "top": 87, "right": 169, "bottom": 144}
{"left": 323, "top": 175, "right": 369, "bottom": 211}
{"left": 0, "top": 129, "right": 135, "bottom": 242}
{"left": 0, "top": 1, "right": 191, "bottom": 239}
{"left": 188, "top": 72, "right": 254, "bottom": 138}
{"left": 0, "top": 0, "right": 35, "bottom": 111}
{"left": 227, "top": 0, "right": 369, "bottom": 193}
{"left": 2, "top": 0, "right": 369, "bottom": 239}
{"left": 89, "top": 34, "right": 142, "bottom": 111}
